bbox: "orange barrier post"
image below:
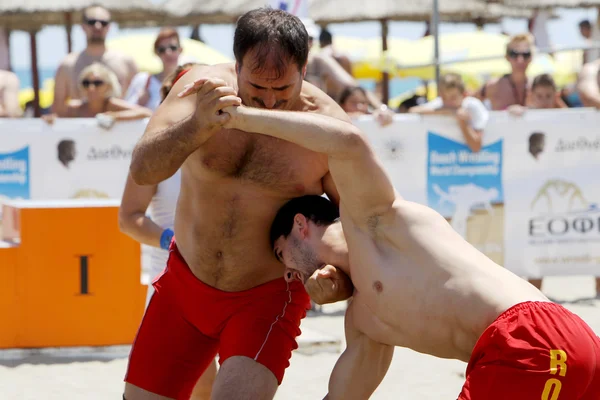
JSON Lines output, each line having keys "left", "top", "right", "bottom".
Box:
{"left": 0, "top": 199, "right": 146, "bottom": 348}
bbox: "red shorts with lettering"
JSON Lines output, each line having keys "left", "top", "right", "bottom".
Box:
{"left": 124, "top": 241, "right": 311, "bottom": 399}
{"left": 458, "top": 301, "right": 600, "bottom": 400}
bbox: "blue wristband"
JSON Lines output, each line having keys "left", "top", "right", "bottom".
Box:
{"left": 160, "top": 229, "right": 174, "bottom": 250}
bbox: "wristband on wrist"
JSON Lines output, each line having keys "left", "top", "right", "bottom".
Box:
{"left": 160, "top": 228, "right": 174, "bottom": 250}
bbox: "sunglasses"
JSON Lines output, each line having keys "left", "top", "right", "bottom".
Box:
{"left": 507, "top": 50, "right": 532, "bottom": 60}
{"left": 84, "top": 18, "right": 110, "bottom": 27}
{"left": 81, "top": 79, "right": 105, "bottom": 88}
{"left": 157, "top": 45, "right": 180, "bottom": 54}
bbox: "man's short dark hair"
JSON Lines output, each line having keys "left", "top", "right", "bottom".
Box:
{"left": 233, "top": 7, "right": 309, "bottom": 79}
{"left": 532, "top": 73, "right": 557, "bottom": 92}
{"left": 319, "top": 29, "right": 333, "bottom": 46}
{"left": 270, "top": 195, "right": 339, "bottom": 248}
{"left": 579, "top": 20, "right": 591, "bottom": 30}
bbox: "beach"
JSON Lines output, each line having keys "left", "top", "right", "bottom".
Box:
{"left": 1, "top": 275, "right": 599, "bottom": 399}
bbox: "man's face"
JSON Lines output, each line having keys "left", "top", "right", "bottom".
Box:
{"left": 506, "top": 41, "right": 532, "bottom": 74}
{"left": 82, "top": 7, "right": 111, "bottom": 45}
{"left": 531, "top": 86, "right": 555, "bottom": 109}
{"left": 236, "top": 48, "right": 305, "bottom": 110}
{"left": 273, "top": 217, "right": 324, "bottom": 284}
{"left": 440, "top": 87, "right": 464, "bottom": 109}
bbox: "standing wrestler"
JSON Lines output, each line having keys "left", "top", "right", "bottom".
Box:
{"left": 124, "top": 8, "right": 353, "bottom": 400}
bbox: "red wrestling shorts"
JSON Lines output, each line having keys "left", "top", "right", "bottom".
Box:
{"left": 459, "top": 301, "right": 600, "bottom": 400}
{"left": 125, "top": 241, "right": 311, "bottom": 399}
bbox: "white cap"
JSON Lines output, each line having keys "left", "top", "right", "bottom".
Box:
{"left": 301, "top": 18, "right": 319, "bottom": 39}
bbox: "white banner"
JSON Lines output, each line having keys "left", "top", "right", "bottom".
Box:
{"left": 501, "top": 109, "right": 600, "bottom": 277}
{"left": 0, "top": 119, "right": 145, "bottom": 203}
{"left": 1, "top": 111, "right": 600, "bottom": 278}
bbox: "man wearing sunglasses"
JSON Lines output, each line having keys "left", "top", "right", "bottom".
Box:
{"left": 478, "top": 34, "right": 533, "bottom": 111}
{"left": 52, "top": 4, "right": 137, "bottom": 117}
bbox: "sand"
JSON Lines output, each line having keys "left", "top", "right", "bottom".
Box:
{"left": 1, "top": 276, "right": 599, "bottom": 400}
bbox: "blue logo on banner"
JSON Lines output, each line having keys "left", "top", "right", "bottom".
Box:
{"left": 0, "top": 147, "right": 30, "bottom": 199}
{"left": 427, "top": 132, "right": 503, "bottom": 218}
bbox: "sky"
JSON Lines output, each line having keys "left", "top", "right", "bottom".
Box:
{"left": 7, "top": 5, "right": 599, "bottom": 70}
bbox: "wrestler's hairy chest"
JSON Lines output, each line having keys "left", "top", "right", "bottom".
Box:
{"left": 191, "top": 128, "right": 327, "bottom": 189}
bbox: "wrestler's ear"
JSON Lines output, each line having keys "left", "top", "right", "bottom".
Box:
{"left": 294, "top": 214, "right": 309, "bottom": 238}
{"left": 301, "top": 64, "right": 307, "bottom": 79}
{"left": 235, "top": 62, "right": 241, "bottom": 74}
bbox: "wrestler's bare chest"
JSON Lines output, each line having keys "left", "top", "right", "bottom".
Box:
{"left": 194, "top": 128, "right": 323, "bottom": 189}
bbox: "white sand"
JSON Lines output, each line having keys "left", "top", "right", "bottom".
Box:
{"left": 1, "top": 276, "right": 599, "bottom": 400}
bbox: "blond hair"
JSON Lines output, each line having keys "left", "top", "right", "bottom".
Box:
{"left": 506, "top": 33, "right": 534, "bottom": 51}
{"left": 78, "top": 62, "right": 122, "bottom": 98}
{"left": 439, "top": 73, "right": 465, "bottom": 93}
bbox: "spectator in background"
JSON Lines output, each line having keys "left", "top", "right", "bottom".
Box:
{"left": 338, "top": 86, "right": 393, "bottom": 126}
{"left": 125, "top": 28, "right": 182, "bottom": 111}
{"left": 319, "top": 28, "right": 353, "bottom": 76}
{"left": 44, "top": 63, "right": 152, "bottom": 128}
{"left": 579, "top": 19, "right": 600, "bottom": 64}
{"left": 0, "top": 69, "right": 22, "bottom": 117}
{"left": 411, "top": 73, "right": 489, "bottom": 152}
{"left": 577, "top": 59, "right": 600, "bottom": 109}
{"left": 119, "top": 62, "right": 217, "bottom": 399}
{"left": 478, "top": 34, "right": 533, "bottom": 111}
{"left": 396, "top": 94, "right": 427, "bottom": 113}
{"left": 52, "top": 4, "right": 138, "bottom": 116}
{"left": 509, "top": 73, "right": 567, "bottom": 115}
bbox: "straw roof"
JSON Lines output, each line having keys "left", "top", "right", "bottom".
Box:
{"left": 0, "top": 0, "right": 163, "bottom": 30}
{"left": 310, "top": 0, "right": 534, "bottom": 24}
{"left": 159, "top": 0, "right": 265, "bottom": 25}
{"left": 487, "top": 0, "right": 600, "bottom": 8}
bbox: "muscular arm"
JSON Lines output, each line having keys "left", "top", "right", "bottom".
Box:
{"left": 324, "top": 303, "right": 393, "bottom": 400}
{"left": 0, "top": 72, "right": 22, "bottom": 117}
{"left": 230, "top": 106, "right": 397, "bottom": 223}
{"left": 118, "top": 173, "right": 164, "bottom": 248}
{"left": 577, "top": 63, "right": 600, "bottom": 108}
{"left": 129, "top": 65, "right": 238, "bottom": 185}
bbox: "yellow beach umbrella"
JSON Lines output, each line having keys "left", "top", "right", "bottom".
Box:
{"left": 19, "top": 78, "right": 55, "bottom": 109}
{"left": 107, "top": 34, "right": 232, "bottom": 74}
{"left": 395, "top": 32, "right": 576, "bottom": 87}
{"left": 328, "top": 36, "right": 413, "bottom": 80}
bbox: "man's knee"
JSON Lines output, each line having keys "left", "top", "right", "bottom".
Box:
{"left": 211, "top": 356, "right": 278, "bottom": 400}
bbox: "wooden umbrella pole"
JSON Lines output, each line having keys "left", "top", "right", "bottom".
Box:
{"left": 29, "top": 30, "right": 41, "bottom": 118}
{"left": 65, "top": 12, "right": 73, "bottom": 53}
{"left": 381, "top": 19, "right": 389, "bottom": 106}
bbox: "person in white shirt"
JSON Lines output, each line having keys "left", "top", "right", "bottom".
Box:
{"left": 125, "top": 28, "right": 183, "bottom": 111}
{"left": 410, "top": 72, "right": 489, "bottom": 152}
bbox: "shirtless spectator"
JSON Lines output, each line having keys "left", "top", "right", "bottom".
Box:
{"left": 52, "top": 4, "right": 137, "bottom": 116}
{"left": 319, "top": 29, "right": 353, "bottom": 76}
{"left": 0, "top": 69, "right": 22, "bottom": 117}
{"left": 577, "top": 59, "right": 600, "bottom": 109}
{"left": 579, "top": 20, "right": 600, "bottom": 64}
{"left": 222, "top": 103, "right": 600, "bottom": 400}
{"left": 478, "top": 34, "right": 533, "bottom": 111}
{"left": 124, "top": 8, "right": 352, "bottom": 400}
{"left": 411, "top": 73, "right": 489, "bottom": 152}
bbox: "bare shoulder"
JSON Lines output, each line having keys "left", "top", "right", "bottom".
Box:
{"left": 182, "top": 63, "right": 237, "bottom": 87}
{"left": 579, "top": 61, "right": 600, "bottom": 81}
{"left": 0, "top": 70, "right": 19, "bottom": 86}
{"left": 59, "top": 52, "right": 79, "bottom": 68}
{"left": 298, "top": 80, "right": 351, "bottom": 122}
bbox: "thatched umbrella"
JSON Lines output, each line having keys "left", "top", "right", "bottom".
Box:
{"left": 310, "top": 0, "right": 533, "bottom": 103}
{"left": 489, "top": 0, "right": 600, "bottom": 6}
{"left": 0, "top": 0, "right": 162, "bottom": 117}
